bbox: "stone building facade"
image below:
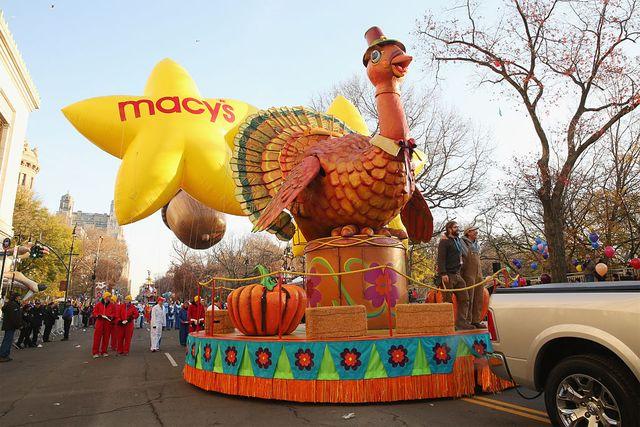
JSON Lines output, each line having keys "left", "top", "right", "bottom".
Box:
{"left": 0, "top": 12, "right": 40, "bottom": 239}
{"left": 17, "top": 140, "right": 39, "bottom": 191}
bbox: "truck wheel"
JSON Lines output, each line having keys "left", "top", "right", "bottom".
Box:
{"left": 544, "top": 354, "right": 639, "bottom": 426}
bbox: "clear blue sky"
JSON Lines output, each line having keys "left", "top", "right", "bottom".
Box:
{"left": 2, "top": 0, "right": 535, "bottom": 295}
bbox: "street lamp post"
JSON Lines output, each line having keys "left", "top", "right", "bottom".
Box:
{"left": 63, "top": 225, "right": 77, "bottom": 302}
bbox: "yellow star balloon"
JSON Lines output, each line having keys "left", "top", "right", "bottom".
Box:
{"left": 62, "top": 58, "right": 257, "bottom": 224}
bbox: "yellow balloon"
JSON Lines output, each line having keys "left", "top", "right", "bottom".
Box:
{"left": 576, "top": 264, "right": 583, "bottom": 272}
{"left": 62, "top": 58, "right": 257, "bottom": 224}
{"left": 326, "top": 95, "right": 370, "bottom": 136}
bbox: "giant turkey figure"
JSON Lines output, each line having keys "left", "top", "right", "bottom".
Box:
{"left": 232, "top": 27, "right": 433, "bottom": 243}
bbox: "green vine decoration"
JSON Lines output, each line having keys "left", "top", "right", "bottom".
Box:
{"left": 255, "top": 265, "right": 277, "bottom": 291}
{"left": 309, "top": 256, "right": 356, "bottom": 306}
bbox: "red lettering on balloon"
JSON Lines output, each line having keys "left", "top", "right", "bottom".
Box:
{"left": 118, "top": 99, "right": 155, "bottom": 121}
{"left": 222, "top": 104, "right": 235, "bottom": 123}
{"left": 117, "top": 97, "right": 232, "bottom": 122}
{"left": 156, "top": 96, "right": 182, "bottom": 114}
{"left": 182, "top": 98, "right": 205, "bottom": 114}
{"left": 203, "top": 101, "right": 221, "bottom": 123}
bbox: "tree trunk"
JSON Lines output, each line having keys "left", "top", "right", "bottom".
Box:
{"left": 541, "top": 197, "right": 568, "bottom": 282}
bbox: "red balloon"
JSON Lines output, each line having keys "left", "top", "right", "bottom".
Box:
{"left": 518, "top": 277, "right": 527, "bottom": 286}
{"left": 604, "top": 246, "right": 615, "bottom": 258}
{"left": 630, "top": 258, "right": 640, "bottom": 270}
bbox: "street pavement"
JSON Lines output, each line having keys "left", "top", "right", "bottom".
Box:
{"left": 0, "top": 325, "right": 549, "bottom": 426}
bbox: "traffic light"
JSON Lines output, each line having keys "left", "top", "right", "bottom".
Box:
{"left": 29, "top": 244, "right": 47, "bottom": 259}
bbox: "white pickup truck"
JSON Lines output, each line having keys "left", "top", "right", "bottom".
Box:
{"left": 486, "top": 282, "right": 640, "bottom": 426}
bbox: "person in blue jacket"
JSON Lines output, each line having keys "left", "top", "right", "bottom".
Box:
{"left": 178, "top": 302, "right": 189, "bottom": 346}
{"left": 173, "top": 302, "right": 180, "bottom": 330}
{"left": 166, "top": 302, "right": 174, "bottom": 329}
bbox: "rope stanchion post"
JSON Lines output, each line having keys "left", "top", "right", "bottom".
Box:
{"left": 384, "top": 267, "right": 393, "bottom": 337}
{"left": 503, "top": 269, "right": 509, "bottom": 288}
{"left": 209, "top": 279, "right": 216, "bottom": 336}
{"left": 277, "top": 275, "right": 283, "bottom": 340}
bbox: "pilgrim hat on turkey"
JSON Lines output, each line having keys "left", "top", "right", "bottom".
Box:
{"left": 363, "top": 26, "right": 406, "bottom": 66}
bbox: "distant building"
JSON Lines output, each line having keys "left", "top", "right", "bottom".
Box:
{"left": 17, "top": 141, "right": 39, "bottom": 191}
{"left": 0, "top": 12, "right": 40, "bottom": 239}
{"left": 57, "top": 192, "right": 131, "bottom": 294}
{"left": 57, "top": 193, "right": 123, "bottom": 240}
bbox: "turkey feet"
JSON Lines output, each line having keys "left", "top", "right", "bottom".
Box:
{"left": 329, "top": 225, "right": 407, "bottom": 239}
{"left": 331, "top": 225, "right": 372, "bottom": 237}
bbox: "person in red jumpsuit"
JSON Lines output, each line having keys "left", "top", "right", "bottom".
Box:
{"left": 110, "top": 295, "right": 121, "bottom": 352}
{"left": 116, "top": 295, "right": 139, "bottom": 355}
{"left": 187, "top": 295, "right": 205, "bottom": 333}
{"left": 92, "top": 292, "right": 116, "bottom": 358}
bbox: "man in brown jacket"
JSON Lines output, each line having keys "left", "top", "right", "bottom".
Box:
{"left": 461, "top": 225, "right": 484, "bottom": 328}
{"left": 437, "top": 221, "right": 473, "bottom": 330}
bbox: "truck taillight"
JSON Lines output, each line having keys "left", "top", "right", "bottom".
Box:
{"left": 487, "top": 309, "right": 498, "bottom": 342}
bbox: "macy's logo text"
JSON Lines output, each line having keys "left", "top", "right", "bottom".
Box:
{"left": 117, "top": 97, "right": 235, "bottom": 123}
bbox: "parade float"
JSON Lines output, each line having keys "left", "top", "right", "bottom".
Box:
{"left": 63, "top": 26, "right": 512, "bottom": 403}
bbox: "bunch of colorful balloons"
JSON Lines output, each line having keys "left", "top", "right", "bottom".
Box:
{"left": 531, "top": 237, "right": 549, "bottom": 259}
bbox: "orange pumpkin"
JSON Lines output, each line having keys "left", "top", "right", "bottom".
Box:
{"left": 479, "top": 287, "right": 491, "bottom": 321}
{"left": 227, "top": 278, "right": 307, "bottom": 336}
{"left": 425, "top": 288, "right": 457, "bottom": 315}
{"left": 426, "top": 289, "right": 444, "bottom": 303}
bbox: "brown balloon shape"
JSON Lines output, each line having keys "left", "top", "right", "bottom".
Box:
{"left": 161, "top": 191, "right": 226, "bottom": 249}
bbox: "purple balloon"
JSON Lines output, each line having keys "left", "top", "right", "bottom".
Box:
{"left": 543, "top": 253, "right": 549, "bottom": 259}
{"left": 588, "top": 232, "right": 599, "bottom": 243}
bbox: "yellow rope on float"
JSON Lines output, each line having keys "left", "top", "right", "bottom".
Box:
{"left": 199, "top": 265, "right": 519, "bottom": 293}
{"left": 304, "top": 235, "right": 405, "bottom": 250}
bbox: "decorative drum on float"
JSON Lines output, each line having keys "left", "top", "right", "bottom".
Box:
{"left": 303, "top": 235, "right": 408, "bottom": 330}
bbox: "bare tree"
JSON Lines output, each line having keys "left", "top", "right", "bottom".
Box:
{"left": 480, "top": 112, "right": 640, "bottom": 275}
{"left": 416, "top": 0, "right": 640, "bottom": 280}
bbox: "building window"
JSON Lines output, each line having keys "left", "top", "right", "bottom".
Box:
{"left": 29, "top": 176, "right": 33, "bottom": 189}
{"left": 21, "top": 173, "right": 26, "bottom": 186}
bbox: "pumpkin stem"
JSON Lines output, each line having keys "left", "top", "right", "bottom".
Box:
{"left": 255, "top": 264, "right": 277, "bottom": 291}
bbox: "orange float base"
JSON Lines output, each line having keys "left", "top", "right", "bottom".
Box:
{"left": 182, "top": 327, "right": 512, "bottom": 403}
{"left": 184, "top": 357, "right": 511, "bottom": 403}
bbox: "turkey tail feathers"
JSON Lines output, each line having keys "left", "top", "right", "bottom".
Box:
{"left": 232, "top": 106, "right": 353, "bottom": 240}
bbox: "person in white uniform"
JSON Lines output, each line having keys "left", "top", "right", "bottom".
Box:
{"left": 150, "top": 297, "right": 166, "bottom": 352}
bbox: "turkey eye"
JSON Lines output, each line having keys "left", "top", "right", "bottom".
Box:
{"left": 370, "top": 50, "right": 381, "bottom": 63}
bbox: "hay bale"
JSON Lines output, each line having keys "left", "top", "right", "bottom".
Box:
{"left": 395, "top": 303, "right": 455, "bottom": 335}
{"left": 305, "top": 306, "right": 367, "bottom": 339}
{"left": 205, "top": 309, "right": 235, "bottom": 334}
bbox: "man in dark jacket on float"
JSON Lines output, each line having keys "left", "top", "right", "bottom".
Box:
{"left": 30, "top": 300, "right": 44, "bottom": 346}
{"left": 43, "top": 302, "right": 59, "bottom": 342}
{"left": 1, "top": 293, "right": 22, "bottom": 362}
{"left": 436, "top": 220, "right": 473, "bottom": 330}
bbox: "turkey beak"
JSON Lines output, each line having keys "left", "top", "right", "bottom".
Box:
{"left": 391, "top": 53, "right": 412, "bottom": 78}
